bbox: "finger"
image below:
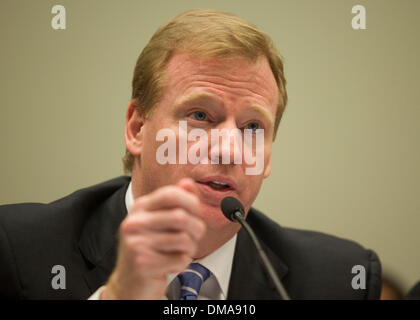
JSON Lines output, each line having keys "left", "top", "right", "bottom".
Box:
{"left": 177, "top": 178, "right": 200, "bottom": 197}
{"left": 122, "top": 240, "right": 191, "bottom": 277}
{"left": 126, "top": 232, "right": 197, "bottom": 256}
{"left": 147, "top": 231, "right": 198, "bottom": 255}
{"left": 123, "top": 209, "right": 206, "bottom": 241}
{"left": 135, "top": 249, "right": 192, "bottom": 276}
{"left": 132, "top": 184, "right": 201, "bottom": 216}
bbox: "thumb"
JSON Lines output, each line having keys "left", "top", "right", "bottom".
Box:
{"left": 176, "top": 178, "right": 200, "bottom": 197}
{"left": 177, "top": 178, "right": 203, "bottom": 218}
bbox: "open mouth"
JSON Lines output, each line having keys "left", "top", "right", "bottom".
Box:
{"left": 196, "top": 176, "right": 236, "bottom": 194}
{"left": 203, "top": 181, "right": 231, "bottom": 191}
{"left": 197, "top": 180, "right": 233, "bottom": 191}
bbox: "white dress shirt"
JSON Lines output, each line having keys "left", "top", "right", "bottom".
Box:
{"left": 89, "top": 182, "right": 236, "bottom": 300}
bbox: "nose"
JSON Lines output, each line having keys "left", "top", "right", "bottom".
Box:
{"left": 209, "top": 119, "right": 242, "bottom": 165}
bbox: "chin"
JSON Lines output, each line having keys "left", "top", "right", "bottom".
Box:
{"left": 200, "top": 203, "right": 233, "bottom": 230}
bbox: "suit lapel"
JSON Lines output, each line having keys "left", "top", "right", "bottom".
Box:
{"left": 227, "top": 221, "right": 288, "bottom": 299}
{"left": 78, "top": 177, "right": 130, "bottom": 293}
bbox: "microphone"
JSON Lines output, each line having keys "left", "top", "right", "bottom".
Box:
{"left": 221, "top": 196, "right": 291, "bottom": 300}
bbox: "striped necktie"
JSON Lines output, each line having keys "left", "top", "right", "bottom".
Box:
{"left": 177, "top": 263, "right": 211, "bottom": 300}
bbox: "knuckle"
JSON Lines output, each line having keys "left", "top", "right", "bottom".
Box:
{"left": 132, "top": 195, "right": 145, "bottom": 206}
{"left": 161, "top": 185, "right": 177, "bottom": 196}
{"left": 119, "top": 218, "right": 132, "bottom": 234}
{"left": 122, "top": 236, "right": 138, "bottom": 253}
{"left": 131, "top": 196, "right": 147, "bottom": 211}
{"left": 120, "top": 215, "right": 144, "bottom": 234}
{"left": 162, "top": 186, "right": 186, "bottom": 203}
{"left": 172, "top": 209, "right": 187, "bottom": 224}
{"left": 133, "top": 215, "right": 148, "bottom": 229}
{"left": 129, "top": 201, "right": 147, "bottom": 214}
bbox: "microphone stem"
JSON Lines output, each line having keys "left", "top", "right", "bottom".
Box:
{"left": 234, "top": 211, "right": 291, "bottom": 300}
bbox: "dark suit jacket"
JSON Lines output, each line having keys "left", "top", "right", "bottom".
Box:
{"left": 0, "top": 176, "right": 381, "bottom": 299}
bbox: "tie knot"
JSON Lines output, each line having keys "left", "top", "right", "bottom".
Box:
{"left": 177, "top": 263, "right": 211, "bottom": 300}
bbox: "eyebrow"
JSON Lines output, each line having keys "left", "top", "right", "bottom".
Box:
{"left": 249, "top": 104, "right": 275, "bottom": 128}
{"left": 175, "top": 92, "right": 275, "bottom": 127}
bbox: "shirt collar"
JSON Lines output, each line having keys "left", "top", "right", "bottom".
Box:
{"left": 125, "top": 181, "right": 236, "bottom": 298}
{"left": 125, "top": 181, "right": 134, "bottom": 212}
{"left": 192, "top": 234, "right": 237, "bottom": 298}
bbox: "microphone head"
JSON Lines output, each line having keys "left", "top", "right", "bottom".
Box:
{"left": 221, "top": 196, "right": 245, "bottom": 222}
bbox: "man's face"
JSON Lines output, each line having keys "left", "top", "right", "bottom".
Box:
{"left": 131, "top": 53, "right": 279, "bottom": 234}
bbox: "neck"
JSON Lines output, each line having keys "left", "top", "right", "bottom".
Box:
{"left": 193, "top": 224, "right": 240, "bottom": 259}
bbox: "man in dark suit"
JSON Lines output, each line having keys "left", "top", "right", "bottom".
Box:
{"left": 0, "top": 9, "right": 381, "bottom": 299}
{"left": 0, "top": 176, "right": 381, "bottom": 299}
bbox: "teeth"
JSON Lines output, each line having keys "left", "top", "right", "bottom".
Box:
{"left": 205, "top": 180, "right": 230, "bottom": 190}
{"left": 212, "top": 181, "right": 227, "bottom": 186}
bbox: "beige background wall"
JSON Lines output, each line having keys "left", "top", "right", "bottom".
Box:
{"left": 1, "top": 0, "right": 419, "bottom": 293}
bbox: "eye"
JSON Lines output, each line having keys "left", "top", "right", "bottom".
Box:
{"left": 245, "top": 122, "right": 260, "bottom": 132}
{"left": 191, "top": 110, "right": 208, "bottom": 121}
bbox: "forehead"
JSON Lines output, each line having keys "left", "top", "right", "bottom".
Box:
{"left": 162, "top": 53, "right": 279, "bottom": 113}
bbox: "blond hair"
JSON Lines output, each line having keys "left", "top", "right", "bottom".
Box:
{"left": 123, "top": 9, "right": 287, "bottom": 173}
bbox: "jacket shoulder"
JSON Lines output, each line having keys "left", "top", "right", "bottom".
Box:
{"left": 0, "top": 176, "right": 130, "bottom": 229}
{"left": 248, "top": 208, "right": 382, "bottom": 299}
{"left": 0, "top": 176, "right": 130, "bottom": 298}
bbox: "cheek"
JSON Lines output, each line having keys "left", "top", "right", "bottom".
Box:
{"left": 240, "top": 175, "right": 265, "bottom": 211}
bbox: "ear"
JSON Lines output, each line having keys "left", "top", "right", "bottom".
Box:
{"left": 124, "top": 100, "right": 145, "bottom": 157}
{"left": 263, "top": 154, "right": 272, "bottom": 179}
